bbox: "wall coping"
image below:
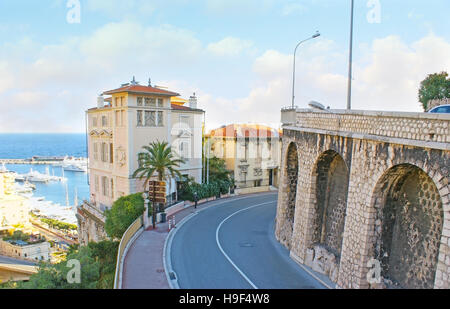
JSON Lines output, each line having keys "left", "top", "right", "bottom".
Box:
{"left": 286, "top": 108, "right": 450, "bottom": 120}
{"left": 283, "top": 126, "right": 450, "bottom": 151}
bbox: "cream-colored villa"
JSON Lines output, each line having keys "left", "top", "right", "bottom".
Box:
{"left": 77, "top": 77, "right": 204, "bottom": 245}
{"left": 207, "top": 124, "right": 282, "bottom": 194}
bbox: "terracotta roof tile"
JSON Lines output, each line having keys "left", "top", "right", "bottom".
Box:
{"left": 209, "top": 124, "right": 281, "bottom": 138}
{"left": 103, "top": 85, "right": 180, "bottom": 97}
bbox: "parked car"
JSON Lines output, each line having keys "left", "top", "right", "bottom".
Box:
{"left": 428, "top": 104, "right": 450, "bottom": 113}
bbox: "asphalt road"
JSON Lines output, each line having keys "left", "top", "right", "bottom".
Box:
{"left": 170, "top": 193, "right": 327, "bottom": 289}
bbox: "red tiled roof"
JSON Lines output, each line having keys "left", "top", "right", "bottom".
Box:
{"left": 209, "top": 124, "right": 281, "bottom": 138}
{"left": 171, "top": 103, "right": 203, "bottom": 112}
{"left": 103, "top": 84, "right": 180, "bottom": 97}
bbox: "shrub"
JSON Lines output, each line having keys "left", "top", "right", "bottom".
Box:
{"left": 104, "top": 193, "right": 146, "bottom": 239}
{"left": 178, "top": 179, "right": 233, "bottom": 202}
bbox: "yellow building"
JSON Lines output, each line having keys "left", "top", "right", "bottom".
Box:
{"left": 207, "top": 124, "right": 282, "bottom": 194}
{"left": 0, "top": 172, "right": 30, "bottom": 228}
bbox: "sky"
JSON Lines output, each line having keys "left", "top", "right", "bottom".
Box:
{"left": 0, "top": 0, "right": 449, "bottom": 133}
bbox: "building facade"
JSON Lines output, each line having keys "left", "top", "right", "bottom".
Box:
{"left": 0, "top": 239, "right": 50, "bottom": 262}
{"left": 207, "top": 124, "right": 282, "bottom": 193}
{"left": 77, "top": 78, "right": 204, "bottom": 245}
{"left": 0, "top": 172, "right": 30, "bottom": 228}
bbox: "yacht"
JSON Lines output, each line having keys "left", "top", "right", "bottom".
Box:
{"left": 54, "top": 156, "right": 88, "bottom": 173}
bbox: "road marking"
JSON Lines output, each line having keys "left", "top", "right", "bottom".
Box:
{"left": 164, "top": 193, "right": 277, "bottom": 289}
{"left": 215, "top": 200, "right": 276, "bottom": 290}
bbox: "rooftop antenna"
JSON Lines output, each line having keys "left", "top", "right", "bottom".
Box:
{"left": 148, "top": 78, "right": 152, "bottom": 87}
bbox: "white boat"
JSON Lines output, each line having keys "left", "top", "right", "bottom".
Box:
{"left": 54, "top": 156, "right": 88, "bottom": 173}
{"left": 18, "top": 167, "right": 67, "bottom": 183}
{"left": 63, "top": 164, "right": 87, "bottom": 172}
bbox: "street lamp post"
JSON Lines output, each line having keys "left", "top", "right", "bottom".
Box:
{"left": 347, "top": 0, "right": 355, "bottom": 110}
{"left": 292, "top": 31, "right": 321, "bottom": 109}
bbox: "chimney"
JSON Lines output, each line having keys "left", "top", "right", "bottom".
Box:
{"left": 97, "top": 95, "right": 104, "bottom": 109}
{"left": 189, "top": 92, "right": 197, "bottom": 109}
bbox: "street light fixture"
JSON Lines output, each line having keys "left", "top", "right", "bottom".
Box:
{"left": 291, "top": 31, "right": 321, "bottom": 109}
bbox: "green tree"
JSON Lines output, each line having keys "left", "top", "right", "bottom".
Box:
{"left": 132, "top": 141, "right": 185, "bottom": 184}
{"left": 418, "top": 71, "right": 450, "bottom": 111}
{"left": 104, "top": 193, "right": 145, "bottom": 239}
{"left": 208, "top": 156, "right": 232, "bottom": 183}
{"left": 5, "top": 241, "right": 119, "bottom": 289}
{"left": 132, "top": 141, "right": 185, "bottom": 226}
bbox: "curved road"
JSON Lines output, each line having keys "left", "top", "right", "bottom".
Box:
{"left": 169, "top": 193, "right": 326, "bottom": 289}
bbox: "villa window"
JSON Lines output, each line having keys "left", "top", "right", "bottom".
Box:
{"left": 157, "top": 111, "right": 164, "bottom": 126}
{"left": 137, "top": 97, "right": 143, "bottom": 107}
{"left": 145, "top": 98, "right": 156, "bottom": 107}
{"left": 137, "top": 110, "right": 143, "bottom": 126}
{"left": 92, "top": 117, "right": 97, "bottom": 127}
{"left": 101, "top": 142, "right": 109, "bottom": 162}
{"left": 95, "top": 175, "right": 99, "bottom": 192}
{"left": 109, "top": 143, "right": 114, "bottom": 164}
{"left": 157, "top": 98, "right": 164, "bottom": 107}
{"left": 145, "top": 111, "right": 156, "bottom": 127}
{"left": 114, "top": 98, "right": 118, "bottom": 107}
{"left": 120, "top": 97, "right": 124, "bottom": 106}
{"left": 93, "top": 143, "right": 98, "bottom": 160}
{"left": 102, "top": 115, "right": 108, "bottom": 127}
{"left": 101, "top": 176, "right": 109, "bottom": 197}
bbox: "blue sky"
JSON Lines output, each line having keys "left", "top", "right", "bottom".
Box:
{"left": 0, "top": 0, "right": 449, "bottom": 132}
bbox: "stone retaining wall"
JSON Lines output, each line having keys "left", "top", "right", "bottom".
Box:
{"left": 276, "top": 109, "right": 450, "bottom": 289}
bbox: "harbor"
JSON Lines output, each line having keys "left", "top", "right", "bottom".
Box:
{"left": 0, "top": 159, "right": 90, "bottom": 226}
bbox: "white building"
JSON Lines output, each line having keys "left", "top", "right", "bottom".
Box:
{"left": 77, "top": 77, "right": 204, "bottom": 244}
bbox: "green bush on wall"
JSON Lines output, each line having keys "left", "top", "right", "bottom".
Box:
{"left": 178, "top": 179, "right": 233, "bottom": 202}
{"left": 104, "top": 193, "right": 146, "bottom": 239}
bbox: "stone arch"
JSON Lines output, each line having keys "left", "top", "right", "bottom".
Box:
{"left": 277, "top": 142, "right": 299, "bottom": 248}
{"left": 311, "top": 150, "right": 350, "bottom": 257}
{"left": 285, "top": 143, "right": 299, "bottom": 238}
{"left": 369, "top": 163, "right": 444, "bottom": 289}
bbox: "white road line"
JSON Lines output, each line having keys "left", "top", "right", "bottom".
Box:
{"left": 164, "top": 193, "right": 277, "bottom": 289}
{"left": 215, "top": 200, "right": 276, "bottom": 290}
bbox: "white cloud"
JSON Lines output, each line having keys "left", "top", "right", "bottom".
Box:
{"left": 1, "top": 16, "right": 449, "bottom": 134}
{"left": 281, "top": 3, "right": 307, "bottom": 16}
{"left": 207, "top": 37, "right": 256, "bottom": 57}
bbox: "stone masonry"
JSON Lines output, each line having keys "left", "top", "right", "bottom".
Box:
{"left": 276, "top": 108, "right": 450, "bottom": 289}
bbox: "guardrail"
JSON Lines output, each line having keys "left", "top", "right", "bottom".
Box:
{"left": 113, "top": 215, "right": 144, "bottom": 289}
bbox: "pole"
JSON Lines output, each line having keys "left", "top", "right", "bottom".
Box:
{"left": 347, "top": 0, "right": 354, "bottom": 110}
{"left": 207, "top": 138, "right": 210, "bottom": 184}
{"left": 291, "top": 32, "right": 320, "bottom": 109}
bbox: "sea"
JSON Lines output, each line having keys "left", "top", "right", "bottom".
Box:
{"left": 0, "top": 134, "right": 90, "bottom": 225}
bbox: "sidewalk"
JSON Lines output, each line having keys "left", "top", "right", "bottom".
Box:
{"left": 121, "top": 199, "right": 221, "bottom": 289}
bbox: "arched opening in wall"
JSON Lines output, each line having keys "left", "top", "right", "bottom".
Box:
{"left": 312, "top": 150, "right": 349, "bottom": 258}
{"left": 371, "top": 164, "right": 444, "bottom": 289}
{"left": 284, "top": 142, "right": 299, "bottom": 244}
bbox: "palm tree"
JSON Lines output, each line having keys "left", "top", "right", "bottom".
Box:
{"left": 132, "top": 141, "right": 185, "bottom": 225}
